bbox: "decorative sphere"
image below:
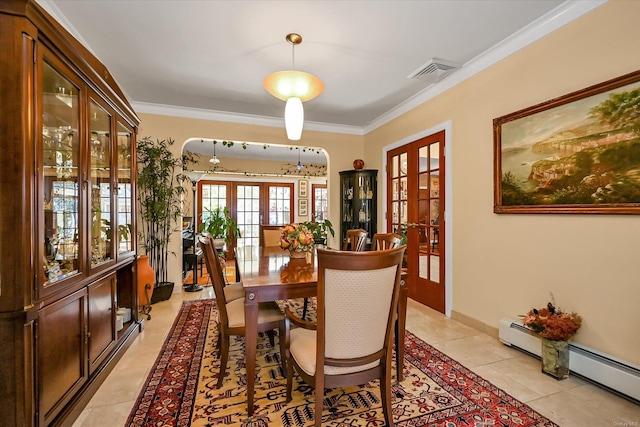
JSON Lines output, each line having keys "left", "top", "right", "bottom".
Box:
{"left": 353, "top": 159, "right": 364, "bottom": 170}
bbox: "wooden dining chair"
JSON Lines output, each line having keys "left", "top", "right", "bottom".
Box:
{"left": 284, "top": 246, "right": 406, "bottom": 427}
{"left": 204, "top": 244, "right": 244, "bottom": 302}
{"left": 201, "top": 236, "right": 286, "bottom": 388}
{"left": 371, "top": 232, "right": 402, "bottom": 250}
{"left": 261, "top": 224, "right": 284, "bottom": 247}
{"left": 341, "top": 228, "right": 368, "bottom": 251}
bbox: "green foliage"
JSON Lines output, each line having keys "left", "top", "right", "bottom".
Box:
{"left": 137, "top": 137, "right": 191, "bottom": 284}
{"left": 302, "top": 214, "right": 335, "bottom": 241}
{"left": 199, "top": 206, "right": 241, "bottom": 245}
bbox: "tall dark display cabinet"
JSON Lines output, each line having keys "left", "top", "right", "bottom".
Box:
{"left": 339, "top": 169, "right": 377, "bottom": 245}
{"left": 0, "top": 1, "right": 141, "bottom": 426}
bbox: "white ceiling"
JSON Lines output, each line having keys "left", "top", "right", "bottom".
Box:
{"left": 38, "top": 0, "right": 603, "bottom": 162}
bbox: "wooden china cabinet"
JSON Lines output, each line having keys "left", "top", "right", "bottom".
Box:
{"left": 0, "top": 1, "right": 141, "bottom": 426}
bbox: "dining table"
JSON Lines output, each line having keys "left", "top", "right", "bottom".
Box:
{"left": 235, "top": 245, "right": 408, "bottom": 416}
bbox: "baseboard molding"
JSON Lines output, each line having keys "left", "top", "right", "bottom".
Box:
{"left": 450, "top": 310, "right": 499, "bottom": 338}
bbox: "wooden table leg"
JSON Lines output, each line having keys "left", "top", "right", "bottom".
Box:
{"left": 396, "top": 278, "right": 408, "bottom": 382}
{"left": 245, "top": 293, "right": 258, "bottom": 416}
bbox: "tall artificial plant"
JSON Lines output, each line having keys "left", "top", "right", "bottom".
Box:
{"left": 137, "top": 137, "right": 191, "bottom": 285}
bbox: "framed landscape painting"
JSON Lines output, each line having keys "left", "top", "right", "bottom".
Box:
{"left": 494, "top": 69, "right": 640, "bottom": 214}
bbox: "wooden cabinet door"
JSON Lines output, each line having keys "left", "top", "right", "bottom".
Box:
{"left": 88, "top": 275, "right": 116, "bottom": 373}
{"left": 38, "top": 289, "right": 88, "bottom": 425}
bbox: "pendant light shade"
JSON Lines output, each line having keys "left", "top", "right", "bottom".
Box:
{"left": 263, "top": 33, "right": 323, "bottom": 140}
{"left": 263, "top": 70, "right": 324, "bottom": 102}
{"left": 285, "top": 97, "right": 304, "bottom": 141}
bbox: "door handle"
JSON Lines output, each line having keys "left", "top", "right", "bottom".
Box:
{"left": 406, "top": 223, "right": 428, "bottom": 230}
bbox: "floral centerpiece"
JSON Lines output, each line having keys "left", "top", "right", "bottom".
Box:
{"left": 521, "top": 294, "right": 582, "bottom": 379}
{"left": 279, "top": 223, "right": 314, "bottom": 258}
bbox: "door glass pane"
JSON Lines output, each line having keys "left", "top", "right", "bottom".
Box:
{"left": 202, "top": 184, "right": 227, "bottom": 213}
{"left": 116, "top": 123, "right": 133, "bottom": 254}
{"left": 418, "top": 139, "right": 441, "bottom": 283}
{"left": 312, "top": 185, "right": 328, "bottom": 221}
{"left": 236, "top": 185, "right": 260, "bottom": 248}
{"left": 390, "top": 154, "right": 402, "bottom": 235}
{"left": 89, "top": 100, "right": 112, "bottom": 267}
{"left": 267, "top": 185, "right": 291, "bottom": 225}
{"left": 42, "top": 62, "right": 80, "bottom": 284}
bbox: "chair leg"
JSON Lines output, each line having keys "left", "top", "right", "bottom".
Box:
{"left": 279, "top": 320, "right": 287, "bottom": 374}
{"left": 315, "top": 386, "right": 323, "bottom": 427}
{"left": 215, "top": 320, "right": 221, "bottom": 352}
{"left": 286, "top": 355, "right": 294, "bottom": 402}
{"left": 380, "top": 366, "right": 394, "bottom": 426}
{"left": 302, "top": 297, "right": 309, "bottom": 320}
{"left": 266, "top": 330, "right": 276, "bottom": 347}
{"left": 217, "top": 332, "right": 230, "bottom": 388}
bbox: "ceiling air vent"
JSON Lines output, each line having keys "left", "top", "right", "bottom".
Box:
{"left": 408, "top": 58, "right": 459, "bottom": 83}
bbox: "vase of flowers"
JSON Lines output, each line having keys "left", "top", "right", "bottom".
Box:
{"left": 521, "top": 295, "right": 582, "bottom": 380}
{"left": 279, "top": 223, "right": 314, "bottom": 258}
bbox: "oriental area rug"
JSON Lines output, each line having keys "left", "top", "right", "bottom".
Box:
{"left": 127, "top": 299, "right": 557, "bottom": 427}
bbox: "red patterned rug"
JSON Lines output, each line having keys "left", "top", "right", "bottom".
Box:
{"left": 127, "top": 299, "right": 557, "bottom": 426}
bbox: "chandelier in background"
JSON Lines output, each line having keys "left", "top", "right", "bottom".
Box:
{"left": 295, "top": 147, "right": 303, "bottom": 170}
{"left": 263, "top": 33, "right": 323, "bottom": 140}
{"left": 209, "top": 140, "right": 220, "bottom": 164}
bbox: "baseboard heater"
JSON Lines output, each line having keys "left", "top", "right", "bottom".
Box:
{"left": 498, "top": 318, "right": 640, "bottom": 403}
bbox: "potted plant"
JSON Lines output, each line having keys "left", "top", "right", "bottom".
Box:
{"left": 302, "top": 215, "right": 335, "bottom": 245}
{"left": 521, "top": 294, "right": 582, "bottom": 379}
{"left": 137, "top": 136, "right": 191, "bottom": 304}
{"left": 199, "top": 206, "right": 241, "bottom": 249}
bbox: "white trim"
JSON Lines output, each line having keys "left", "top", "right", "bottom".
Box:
{"left": 381, "top": 120, "right": 453, "bottom": 317}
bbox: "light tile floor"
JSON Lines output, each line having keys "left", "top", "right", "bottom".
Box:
{"left": 73, "top": 290, "right": 639, "bottom": 426}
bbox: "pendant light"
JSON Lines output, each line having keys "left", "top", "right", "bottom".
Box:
{"left": 209, "top": 140, "right": 220, "bottom": 164}
{"left": 295, "top": 148, "right": 303, "bottom": 170}
{"left": 263, "top": 33, "right": 323, "bottom": 140}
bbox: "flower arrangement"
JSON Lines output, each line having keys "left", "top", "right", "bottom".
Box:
{"left": 521, "top": 295, "right": 582, "bottom": 341}
{"left": 279, "top": 223, "right": 315, "bottom": 253}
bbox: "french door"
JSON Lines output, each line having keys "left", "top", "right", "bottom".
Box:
{"left": 198, "top": 180, "right": 293, "bottom": 250}
{"left": 387, "top": 130, "right": 445, "bottom": 313}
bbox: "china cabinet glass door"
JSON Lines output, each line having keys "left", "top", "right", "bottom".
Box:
{"left": 89, "top": 100, "right": 113, "bottom": 268}
{"left": 41, "top": 60, "right": 81, "bottom": 286}
{"left": 116, "top": 122, "right": 134, "bottom": 255}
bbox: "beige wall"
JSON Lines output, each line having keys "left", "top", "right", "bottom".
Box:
{"left": 137, "top": 1, "right": 640, "bottom": 366}
{"left": 365, "top": 0, "right": 640, "bottom": 365}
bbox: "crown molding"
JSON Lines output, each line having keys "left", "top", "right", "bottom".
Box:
{"left": 132, "top": 102, "right": 364, "bottom": 136}
{"left": 362, "top": 0, "right": 607, "bottom": 134}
